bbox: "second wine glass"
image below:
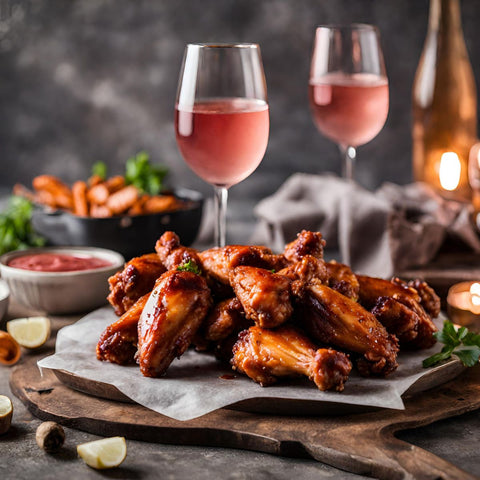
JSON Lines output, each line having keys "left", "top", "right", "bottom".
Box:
{"left": 175, "top": 43, "right": 269, "bottom": 247}
{"left": 309, "top": 24, "right": 389, "bottom": 180}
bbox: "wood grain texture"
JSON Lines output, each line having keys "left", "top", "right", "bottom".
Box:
{"left": 11, "top": 356, "right": 480, "bottom": 480}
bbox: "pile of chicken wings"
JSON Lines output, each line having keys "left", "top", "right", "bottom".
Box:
{"left": 97, "top": 230, "right": 440, "bottom": 392}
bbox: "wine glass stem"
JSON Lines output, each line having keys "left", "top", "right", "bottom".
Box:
{"left": 213, "top": 185, "right": 228, "bottom": 247}
{"left": 340, "top": 145, "right": 356, "bottom": 181}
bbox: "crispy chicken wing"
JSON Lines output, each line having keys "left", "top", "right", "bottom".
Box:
{"left": 97, "top": 293, "right": 149, "bottom": 365}
{"left": 202, "top": 297, "right": 251, "bottom": 342}
{"left": 325, "top": 261, "right": 359, "bottom": 301}
{"left": 155, "top": 231, "right": 202, "bottom": 271}
{"left": 299, "top": 283, "right": 399, "bottom": 376}
{"left": 107, "top": 253, "right": 166, "bottom": 316}
{"left": 231, "top": 266, "right": 293, "bottom": 328}
{"left": 199, "top": 245, "right": 287, "bottom": 285}
{"left": 231, "top": 326, "right": 351, "bottom": 391}
{"left": 396, "top": 278, "right": 441, "bottom": 318}
{"left": 357, "top": 275, "right": 437, "bottom": 349}
{"left": 137, "top": 270, "right": 211, "bottom": 377}
{"left": 283, "top": 230, "right": 326, "bottom": 263}
{"left": 277, "top": 255, "right": 327, "bottom": 296}
{"left": 371, "top": 297, "right": 420, "bottom": 343}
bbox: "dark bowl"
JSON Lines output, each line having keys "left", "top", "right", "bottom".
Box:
{"left": 31, "top": 188, "right": 203, "bottom": 260}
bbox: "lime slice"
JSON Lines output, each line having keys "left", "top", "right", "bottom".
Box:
{"left": 0, "top": 395, "right": 13, "bottom": 435}
{"left": 6, "top": 317, "right": 51, "bottom": 349}
{"left": 77, "top": 436, "right": 127, "bottom": 469}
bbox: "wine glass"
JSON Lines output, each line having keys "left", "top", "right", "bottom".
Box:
{"left": 175, "top": 43, "right": 269, "bottom": 247}
{"left": 309, "top": 24, "right": 389, "bottom": 180}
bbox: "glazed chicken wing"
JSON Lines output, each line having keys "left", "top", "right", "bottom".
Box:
{"left": 137, "top": 270, "right": 211, "bottom": 377}
{"left": 108, "top": 253, "right": 166, "bottom": 316}
{"left": 231, "top": 326, "right": 352, "bottom": 391}
{"left": 230, "top": 266, "right": 293, "bottom": 328}
{"left": 396, "top": 278, "right": 441, "bottom": 318}
{"left": 324, "top": 261, "right": 359, "bottom": 301}
{"left": 155, "top": 231, "right": 202, "bottom": 271}
{"left": 199, "top": 245, "right": 287, "bottom": 285}
{"left": 299, "top": 283, "right": 399, "bottom": 376}
{"left": 371, "top": 297, "right": 420, "bottom": 343}
{"left": 357, "top": 275, "right": 437, "bottom": 349}
{"left": 97, "top": 293, "right": 150, "bottom": 365}
{"left": 277, "top": 255, "right": 327, "bottom": 296}
{"left": 283, "top": 230, "right": 326, "bottom": 263}
{"left": 202, "top": 297, "right": 251, "bottom": 342}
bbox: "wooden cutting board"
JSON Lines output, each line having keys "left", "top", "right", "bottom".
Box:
{"left": 10, "top": 355, "right": 480, "bottom": 480}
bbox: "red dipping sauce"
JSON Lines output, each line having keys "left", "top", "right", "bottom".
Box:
{"left": 8, "top": 253, "right": 112, "bottom": 272}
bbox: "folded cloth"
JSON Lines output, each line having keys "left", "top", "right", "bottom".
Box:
{"left": 251, "top": 173, "right": 480, "bottom": 277}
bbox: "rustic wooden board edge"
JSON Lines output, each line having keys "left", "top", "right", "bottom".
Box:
{"left": 10, "top": 357, "right": 480, "bottom": 480}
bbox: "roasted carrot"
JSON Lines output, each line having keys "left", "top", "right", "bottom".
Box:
{"left": 143, "top": 195, "right": 179, "bottom": 214}
{"left": 72, "top": 181, "right": 89, "bottom": 217}
{"left": 90, "top": 204, "right": 112, "bottom": 218}
{"left": 32, "top": 175, "right": 73, "bottom": 210}
{"left": 106, "top": 186, "right": 139, "bottom": 215}
{"left": 87, "top": 183, "right": 109, "bottom": 205}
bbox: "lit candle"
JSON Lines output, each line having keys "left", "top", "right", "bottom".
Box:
{"left": 447, "top": 281, "right": 480, "bottom": 331}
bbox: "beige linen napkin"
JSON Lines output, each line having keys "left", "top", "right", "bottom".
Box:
{"left": 252, "top": 173, "right": 480, "bottom": 277}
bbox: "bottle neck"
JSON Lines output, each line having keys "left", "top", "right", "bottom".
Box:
{"left": 428, "top": 0, "right": 462, "bottom": 33}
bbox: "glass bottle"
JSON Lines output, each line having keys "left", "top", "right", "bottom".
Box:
{"left": 412, "top": 0, "right": 477, "bottom": 200}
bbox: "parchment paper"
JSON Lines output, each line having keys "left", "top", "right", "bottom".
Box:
{"left": 38, "top": 307, "right": 449, "bottom": 421}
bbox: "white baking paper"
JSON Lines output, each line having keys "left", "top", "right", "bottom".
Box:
{"left": 38, "top": 307, "right": 454, "bottom": 421}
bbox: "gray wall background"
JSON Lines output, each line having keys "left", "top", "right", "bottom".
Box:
{"left": 0, "top": 0, "right": 479, "bottom": 205}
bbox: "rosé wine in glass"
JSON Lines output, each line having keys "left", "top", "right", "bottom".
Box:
{"left": 309, "top": 24, "right": 389, "bottom": 180}
{"left": 175, "top": 98, "right": 269, "bottom": 188}
{"left": 309, "top": 72, "right": 389, "bottom": 148}
{"left": 175, "top": 43, "right": 268, "bottom": 247}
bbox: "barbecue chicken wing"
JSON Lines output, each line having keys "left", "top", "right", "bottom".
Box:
{"left": 299, "top": 283, "right": 399, "bottom": 376}
{"left": 137, "top": 270, "right": 211, "bottom": 377}
{"left": 396, "top": 278, "right": 441, "bottom": 318}
{"left": 155, "top": 231, "right": 202, "bottom": 271}
{"left": 357, "top": 275, "right": 437, "bottom": 349}
{"left": 199, "top": 245, "right": 287, "bottom": 285}
{"left": 231, "top": 326, "right": 352, "bottom": 391}
{"left": 97, "top": 293, "right": 149, "bottom": 365}
{"left": 202, "top": 297, "right": 251, "bottom": 342}
{"left": 231, "top": 266, "right": 293, "bottom": 328}
{"left": 108, "top": 253, "right": 166, "bottom": 316}
{"left": 283, "top": 230, "right": 326, "bottom": 263}
{"left": 277, "top": 255, "right": 327, "bottom": 296}
{"left": 324, "top": 261, "right": 359, "bottom": 301}
{"left": 371, "top": 297, "right": 420, "bottom": 343}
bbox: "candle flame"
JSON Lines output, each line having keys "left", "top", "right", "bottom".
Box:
{"left": 439, "top": 152, "right": 461, "bottom": 191}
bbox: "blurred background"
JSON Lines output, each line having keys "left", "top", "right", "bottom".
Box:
{"left": 0, "top": 0, "right": 479, "bottom": 209}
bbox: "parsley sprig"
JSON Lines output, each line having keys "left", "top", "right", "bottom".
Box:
{"left": 0, "top": 196, "right": 45, "bottom": 255}
{"left": 125, "top": 151, "right": 168, "bottom": 195}
{"left": 91, "top": 161, "right": 107, "bottom": 180}
{"left": 176, "top": 259, "right": 201, "bottom": 275}
{"left": 423, "top": 320, "right": 480, "bottom": 368}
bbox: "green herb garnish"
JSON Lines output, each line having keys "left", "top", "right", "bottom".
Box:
{"left": 125, "top": 151, "right": 168, "bottom": 195}
{"left": 176, "top": 259, "right": 201, "bottom": 275}
{"left": 0, "top": 196, "right": 45, "bottom": 255}
{"left": 92, "top": 161, "right": 108, "bottom": 180}
{"left": 423, "top": 320, "right": 480, "bottom": 368}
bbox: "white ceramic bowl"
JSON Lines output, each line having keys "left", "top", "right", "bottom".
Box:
{"left": 0, "top": 247, "right": 124, "bottom": 315}
{"left": 0, "top": 279, "right": 10, "bottom": 326}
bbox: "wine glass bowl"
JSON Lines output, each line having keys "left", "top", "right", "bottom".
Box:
{"left": 175, "top": 44, "right": 269, "bottom": 246}
{"left": 309, "top": 24, "right": 389, "bottom": 179}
